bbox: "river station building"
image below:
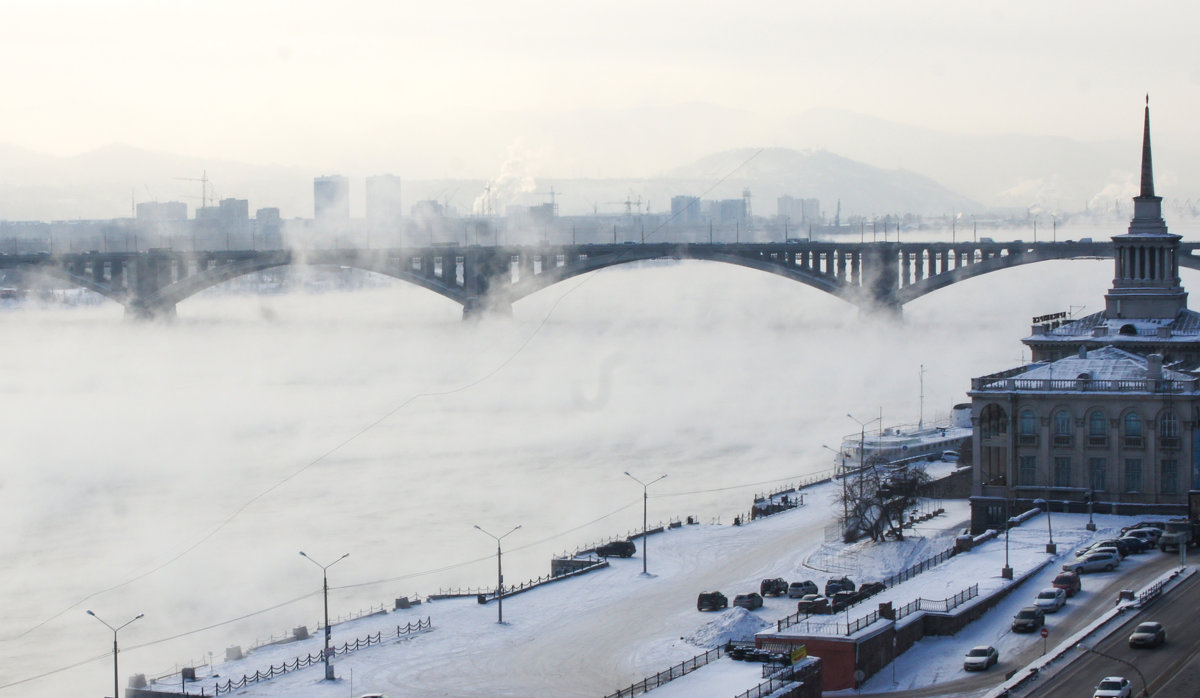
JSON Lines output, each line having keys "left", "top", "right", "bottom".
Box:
{"left": 969, "top": 101, "right": 1200, "bottom": 532}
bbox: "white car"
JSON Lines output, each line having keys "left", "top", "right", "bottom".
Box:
{"left": 1033, "top": 587, "right": 1066, "bottom": 613}
{"left": 962, "top": 645, "right": 998, "bottom": 671}
{"left": 1092, "top": 675, "right": 1132, "bottom": 698}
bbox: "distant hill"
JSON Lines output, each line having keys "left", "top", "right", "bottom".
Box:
{"left": 662, "top": 147, "right": 980, "bottom": 216}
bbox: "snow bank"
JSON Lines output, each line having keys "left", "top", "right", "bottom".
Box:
{"left": 685, "top": 607, "right": 770, "bottom": 648}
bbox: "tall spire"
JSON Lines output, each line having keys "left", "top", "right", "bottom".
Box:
{"left": 1140, "top": 94, "right": 1155, "bottom": 198}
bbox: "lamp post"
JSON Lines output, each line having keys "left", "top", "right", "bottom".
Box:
{"left": 1086, "top": 489, "right": 1096, "bottom": 531}
{"left": 86, "top": 610, "right": 143, "bottom": 698}
{"left": 1033, "top": 498, "right": 1056, "bottom": 554}
{"left": 1076, "top": 644, "right": 1149, "bottom": 697}
{"left": 299, "top": 551, "right": 349, "bottom": 680}
{"left": 848, "top": 413, "right": 881, "bottom": 501}
{"left": 624, "top": 472, "right": 667, "bottom": 574}
{"left": 474, "top": 524, "right": 521, "bottom": 624}
{"left": 1002, "top": 498, "right": 1013, "bottom": 579}
{"left": 822, "top": 444, "right": 850, "bottom": 526}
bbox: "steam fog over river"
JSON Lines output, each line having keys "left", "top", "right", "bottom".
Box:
{"left": 0, "top": 253, "right": 1143, "bottom": 695}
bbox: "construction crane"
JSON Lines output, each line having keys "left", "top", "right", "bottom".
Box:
{"left": 175, "top": 171, "right": 214, "bottom": 210}
{"left": 531, "top": 186, "right": 561, "bottom": 216}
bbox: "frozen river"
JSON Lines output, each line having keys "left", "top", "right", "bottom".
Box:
{"left": 0, "top": 252, "right": 1130, "bottom": 696}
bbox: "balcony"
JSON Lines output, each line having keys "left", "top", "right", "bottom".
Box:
{"left": 1087, "top": 435, "right": 1108, "bottom": 448}
{"left": 1122, "top": 436, "right": 1144, "bottom": 449}
{"left": 1018, "top": 434, "right": 1038, "bottom": 446}
{"left": 1160, "top": 436, "right": 1180, "bottom": 450}
{"left": 1053, "top": 435, "right": 1073, "bottom": 448}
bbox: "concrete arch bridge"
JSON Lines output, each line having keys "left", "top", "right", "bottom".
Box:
{"left": 0, "top": 240, "right": 1171, "bottom": 320}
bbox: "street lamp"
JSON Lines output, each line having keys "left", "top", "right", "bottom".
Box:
{"left": 625, "top": 471, "right": 667, "bottom": 575}
{"left": 1076, "top": 644, "right": 1148, "bottom": 697}
{"left": 822, "top": 444, "right": 850, "bottom": 526}
{"left": 1033, "top": 498, "right": 1057, "bottom": 554}
{"left": 1086, "top": 489, "right": 1096, "bottom": 531}
{"left": 474, "top": 524, "right": 521, "bottom": 624}
{"left": 86, "top": 610, "right": 143, "bottom": 698}
{"left": 847, "top": 413, "right": 881, "bottom": 501}
{"left": 299, "top": 551, "right": 349, "bottom": 680}
{"left": 1002, "top": 498, "right": 1013, "bottom": 579}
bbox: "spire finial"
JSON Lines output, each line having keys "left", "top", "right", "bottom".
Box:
{"left": 1140, "top": 97, "right": 1155, "bottom": 198}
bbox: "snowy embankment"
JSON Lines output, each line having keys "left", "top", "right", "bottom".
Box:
{"left": 147, "top": 463, "right": 1148, "bottom": 698}
{"left": 145, "top": 465, "right": 966, "bottom": 697}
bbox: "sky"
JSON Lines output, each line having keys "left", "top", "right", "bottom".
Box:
{"left": 4, "top": 1, "right": 1200, "bottom": 178}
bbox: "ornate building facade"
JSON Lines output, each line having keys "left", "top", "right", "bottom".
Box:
{"left": 970, "top": 101, "right": 1200, "bottom": 532}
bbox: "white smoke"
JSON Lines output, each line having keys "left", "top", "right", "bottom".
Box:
{"left": 472, "top": 139, "right": 542, "bottom": 215}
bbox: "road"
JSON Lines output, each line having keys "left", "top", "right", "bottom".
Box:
{"left": 855, "top": 551, "right": 1182, "bottom": 698}
{"left": 1018, "top": 567, "right": 1200, "bottom": 697}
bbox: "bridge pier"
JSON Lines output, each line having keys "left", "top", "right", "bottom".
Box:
{"left": 462, "top": 296, "right": 512, "bottom": 321}
{"left": 124, "top": 300, "right": 177, "bottom": 322}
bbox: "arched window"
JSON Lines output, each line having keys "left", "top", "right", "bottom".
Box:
{"left": 981, "top": 404, "right": 1008, "bottom": 440}
{"left": 1019, "top": 409, "right": 1037, "bottom": 445}
{"left": 1053, "top": 409, "right": 1073, "bottom": 446}
{"left": 1088, "top": 411, "right": 1108, "bottom": 447}
{"left": 1124, "top": 412, "right": 1143, "bottom": 448}
{"left": 1159, "top": 410, "right": 1179, "bottom": 449}
{"left": 1119, "top": 324, "right": 1138, "bottom": 336}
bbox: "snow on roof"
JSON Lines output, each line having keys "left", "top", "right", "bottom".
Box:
{"left": 1030, "top": 309, "right": 1200, "bottom": 342}
{"left": 1014, "top": 346, "right": 1190, "bottom": 382}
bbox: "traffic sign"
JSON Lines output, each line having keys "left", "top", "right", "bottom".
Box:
{"left": 1040, "top": 626, "right": 1049, "bottom": 638}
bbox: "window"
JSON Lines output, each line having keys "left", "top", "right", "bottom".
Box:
{"left": 1053, "top": 410, "right": 1073, "bottom": 447}
{"left": 1054, "top": 457, "right": 1072, "bottom": 488}
{"left": 1159, "top": 411, "right": 1180, "bottom": 449}
{"left": 1124, "top": 412, "right": 1143, "bottom": 448}
{"left": 1088, "top": 411, "right": 1108, "bottom": 447}
{"left": 981, "top": 404, "right": 1008, "bottom": 440}
{"left": 1019, "top": 409, "right": 1038, "bottom": 445}
{"left": 1162, "top": 460, "right": 1178, "bottom": 495}
{"left": 1125, "top": 458, "right": 1142, "bottom": 492}
{"left": 1088, "top": 457, "right": 1107, "bottom": 492}
{"left": 1019, "top": 456, "right": 1037, "bottom": 486}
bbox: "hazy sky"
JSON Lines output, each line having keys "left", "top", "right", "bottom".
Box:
{"left": 4, "top": 1, "right": 1199, "bottom": 176}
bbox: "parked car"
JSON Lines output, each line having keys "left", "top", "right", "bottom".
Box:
{"left": 1118, "top": 536, "right": 1149, "bottom": 553}
{"left": 697, "top": 591, "right": 728, "bottom": 611}
{"left": 941, "top": 450, "right": 961, "bottom": 463}
{"left": 733, "top": 592, "right": 764, "bottom": 610}
{"left": 788, "top": 580, "right": 818, "bottom": 598}
{"left": 1063, "top": 551, "right": 1121, "bottom": 573}
{"left": 858, "top": 581, "right": 887, "bottom": 598}
{"left": 1051, "top": 571, "right": 1082, "bottom": 597}
{"left": 1095, "top": 539, "right": 1131, "bottom": 557}
{"left": 830, "top": 590, "right": 859, "bottom": 611}
{"left": 962, "top": 645, "right": 998, "bottom": 671}
{"left": 1033, "top": 587, "right": 1067, "bottom": 613}
{"left": 1120, "top": 521, "right": 1166, "bottom": 535}
{"left": 1128, "top": 621, "right": 1166, "bottom": 648}
{"left": 1011, "top": 606, "right": 1045, "bottom": 632}
{"left": 824, "top": 577, "right": 855, "bottom": 596}
{"left": 760, "top": 578, "right": 789, "bottom": 597}
{"left": 1124, "top": 527, "right": 1162, "bottom": 544}
{"left": 796, "top": 594, "right": 829, "bottom": 614}
{"left": 1074, "top": 543, "right": 1123, "bottom": 560}
{"left": 1092, "top": 676, "right": 1132, "bottom": 698}
{"left": 595, "top": 540, "right": 636, "bottom": 558}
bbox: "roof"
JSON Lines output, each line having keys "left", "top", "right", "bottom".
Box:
{"left": 971, "top": 346, "right": 1199, "bottom": 393}
{"left": 1015, "top": 346, "right": 1190, "bottom": 382}
{"left": 1027, "top": 309, "right": 1200, "bottom": 343}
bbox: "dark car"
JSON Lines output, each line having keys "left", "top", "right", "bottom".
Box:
{"left": 760, "top": 578, "right": 789, "bottom": 597}
{"left": 595, "top": 540, "right": 636, "bottom": 558}
{"left": 830, "top": 590, "right": 859, "bottom": 611}
{"left": 1095, "top": 538, "right": 1131, "bottom": 557}
{"left": 697, "top": 591, "right": 728, "bottom": 611}
{"left": 796, "top": 594, "right": 829, "bottom": 614}
{"left": 733, "top": 592, "right": 764, "bottom": 610}
{"left": 1051, "top": 571, "right": 1082, "bottom": 597}
{"left": 1120, "top": 521, "right": 1167, "bottom": 535}
{"left": 1128, "top": 621, "right": 1166, "bottom": 648}
{"left": 858, "top": 581, "right": 886, "bottom": 598}
{"left": 1011, "top": 606, "right": 1045, "bottom": 633}
{"left": 1118, "top": 536, "right": 1148, "bottom": 553}
{"left": 824, "top": 577, "right": 856, "bottom": 596}
{"left": 788, "top": 580, "right": 818, "bottom": 598}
